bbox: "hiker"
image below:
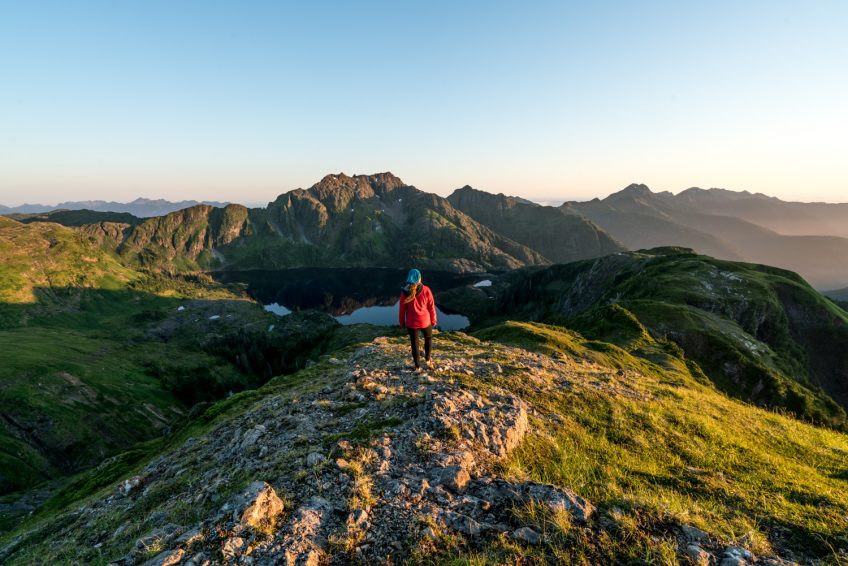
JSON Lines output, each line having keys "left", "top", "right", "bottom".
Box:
{"left": 398, "top": 268, "right": 437, "bottom": 370}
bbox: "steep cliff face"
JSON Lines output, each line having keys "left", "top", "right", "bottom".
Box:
{"left": 79, "top": 221, "right": 134, "bottom": 248}
{"left": 447, "top": 186, "right": 624, "bottom": 263}
{"left": 118, "top": 204, "right": 252, "bottom": 270}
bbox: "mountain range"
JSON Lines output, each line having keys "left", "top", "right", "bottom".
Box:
{"left": 564, "top": 184, "right": 848, "bottom": 289}
{"left": 0, "top": 197, "right": 229, "bottom": 218}
{"left": 4, "top": 175, "right": 846, "bottom": 290}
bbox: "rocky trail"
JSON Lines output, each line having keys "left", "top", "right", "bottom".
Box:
{"left": 2, "top": 333, "right": 806, "bottom": 565}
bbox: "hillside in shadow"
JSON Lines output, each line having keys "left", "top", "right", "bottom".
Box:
{"left": 0, "top": 286, "right": 339, "bottom": 501}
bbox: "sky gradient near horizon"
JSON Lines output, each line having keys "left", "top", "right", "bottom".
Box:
{"left": 1, "top": 1, "right": 846, "bottom": 206}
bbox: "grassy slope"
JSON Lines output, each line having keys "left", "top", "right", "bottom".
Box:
{"left": 0, "top": 217, "right": 138, "bottom": 325}
{"left": 0, "top": 218, "right": 283, "bottom": 497}
{"left": 0, "top": 325, "right": 386, "bottom": 557}
{"left": 446, "top": 248, "right": 848, "bottom": 430}
{"left": 4, "top": 325, "right": 846, "bottom": 563}
{"left": 0, "top": 282, "right": 268, "bottom": 496}
{"left": 467, "top": 322, "right": 848, "bottom": 563}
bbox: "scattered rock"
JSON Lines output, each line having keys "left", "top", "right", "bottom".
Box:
{"left": 522, "top": 482, "right": 595, "bottom": 522}
{"left": 512, "top": 526, "right": 541, "bottom": 545}
{"left": 306, "top": 452, "right": 326, "bottom": 467}
{"left": 430, "top": 466, "right": 470, "bottom": 493}
{"left": 347, "top": 508, "right": 370, "bottom": 532}
{"left": 140, "top": 549, "right": 186, "bottom": 566}
{"left": 117, "top": 475, "right": 145, "bottom": 497}
{"left": 440, "top": 510, "right": 483, "bottom": 536}
{"left": 221, "top": 536, "right": 246, "bottom": 559}
{"left": 680, "top": 524, "right": 709, "bottom": 542}
{"left": 231, "top": 481, "right": 285, "bottom": 532}
{"left": 686, "top": 544, "right": 712, "bottom": 566}
{"left": 721, "top": 546, "right": 754, "bottom": 566}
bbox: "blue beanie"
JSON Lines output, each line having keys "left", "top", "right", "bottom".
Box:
{"left": 406, "top": 268, "right": 422, "bottom": 284}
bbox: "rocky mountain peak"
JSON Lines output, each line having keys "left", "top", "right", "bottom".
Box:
{"left": 619, "top": 183, "right": 653, "bottom": 195}
{"left": 310, "top": 172, "right": 406, "bottom": 197}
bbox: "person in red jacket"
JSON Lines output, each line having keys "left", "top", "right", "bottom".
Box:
{"left": 398, "top": 268, "right": 437, "bottom": 370}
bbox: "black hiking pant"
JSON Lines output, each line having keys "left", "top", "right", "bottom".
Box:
{"left": 407, "top": 325, "right": 433, "bottom": 368}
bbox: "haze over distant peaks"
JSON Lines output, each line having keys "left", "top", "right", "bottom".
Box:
{"left": 565, "top": 183, "right": 848, "bottom": 289}
{"left": 0, "top": 197, "right": 229, "bottom": 218}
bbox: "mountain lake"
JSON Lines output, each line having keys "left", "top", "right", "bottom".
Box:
{"left": 214, "top": 268, "right": 485, "bottom": 331}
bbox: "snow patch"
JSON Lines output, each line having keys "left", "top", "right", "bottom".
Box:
{"left": 264, "top": 303, "right": 292, "bottom": 317}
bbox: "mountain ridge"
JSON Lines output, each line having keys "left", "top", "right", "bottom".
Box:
{"left": 0, "top": 198, "right": 230, "bottom": 218}
{"left": 2, "top": 204, "right": 848, "bottom": 562}
{"left": 566, "top": 184, "right": 848, "bottom": 289}
{"left": 446, "top": 185, "right": 624, "bottom": 264}
{"left": 87, "top": 173, "right": 552, "bottom": 273}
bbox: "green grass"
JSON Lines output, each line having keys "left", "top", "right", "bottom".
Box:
{"left": 0, "top": 326, "right": 183, "bottom": 492}
{"left": 322, "top": 417, "right": 403, "bottom": 446}
{"left": 468, "top": 322, "right": 848, "bottom": 563}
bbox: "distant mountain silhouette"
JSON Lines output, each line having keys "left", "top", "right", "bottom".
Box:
{"left": 567, "top": 184, "right": 848, "bottom": 289}
{"left": 0, "top": 197, "right": 229, "bottom": 218}
{"left": 674, "top": 187, "right": 848, "bottom": 238}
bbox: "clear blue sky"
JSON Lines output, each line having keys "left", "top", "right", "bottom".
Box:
{"left": 1, "top": 0, "right": 846, "bottom": 205}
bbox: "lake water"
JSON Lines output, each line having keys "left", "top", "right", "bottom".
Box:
{"left": 334, "top": 303, "right": 469, "bottom": 330}
{"left": 216, "top": 268, "right": 479, "bottom": 330}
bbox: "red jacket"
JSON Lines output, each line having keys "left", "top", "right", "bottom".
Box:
{"left": 398, "top": 285, "right": 437, "bottom": 329}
